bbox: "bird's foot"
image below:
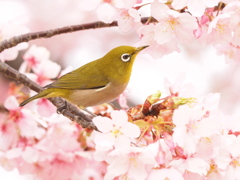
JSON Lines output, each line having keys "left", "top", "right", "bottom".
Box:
{"left": 57, "top": 101, "right": 68, "bottom": 114}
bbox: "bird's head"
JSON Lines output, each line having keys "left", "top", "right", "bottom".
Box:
{"left": 101, "top": 45, "right": 148, "bottom": 83}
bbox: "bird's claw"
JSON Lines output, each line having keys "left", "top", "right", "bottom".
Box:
{"left": 57, "top": 101, "right": 68, "bottom": 114}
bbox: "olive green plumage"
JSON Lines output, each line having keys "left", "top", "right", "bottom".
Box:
{"left": 20, "top": 45, "right": 148, "bottom": 108}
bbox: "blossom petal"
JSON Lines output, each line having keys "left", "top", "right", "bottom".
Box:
{"left": 111, "top": 110, "right": 128, "bottom": 127}
{"left": 93, "top": 116, "right": 113, "bottom": 133}
{"left": 121, "top": 122, "right": 140, "bottom": 138}
{"left": 4, "top": 96, "right": 19, "bottom": 110}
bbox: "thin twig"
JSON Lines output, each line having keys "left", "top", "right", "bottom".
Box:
{"left": 0, "top": 17, "right": 156, "bottom": 53}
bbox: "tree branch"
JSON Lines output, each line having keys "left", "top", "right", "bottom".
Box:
{"left": 0, "top": 17, "right": 155, "bottom": 53}
{"left": 0, "top": 61, "right": 97, "bottom": 130}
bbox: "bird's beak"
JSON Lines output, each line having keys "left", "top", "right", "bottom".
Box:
{"left": 136, "top": 45, "right": 149, "bottom": 52}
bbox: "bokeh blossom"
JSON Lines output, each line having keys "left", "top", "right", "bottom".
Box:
{"left": 172, "top": 0, "right": 220, "bottom": 17}
{"left": 0, "top": 22, "right": 29, "bottom": 61}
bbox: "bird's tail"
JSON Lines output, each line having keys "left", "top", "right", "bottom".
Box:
{"left": 19, "top": 90, "right": 51, "bottom": 107}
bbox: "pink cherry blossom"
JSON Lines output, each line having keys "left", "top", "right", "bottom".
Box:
{"left": 148, "top": 139, "right": 173, "bottom": 166}
{"left": 20, "top": 45, "right": 61, "bottom": 88}
{"left": 4, "top": 96, "right": 45, "bottom": 139}
{"left": 78, "top": 0, "right": 101, "bottom": 11}
{"left": 137, "top": 1, "right": 198, "bottom": 58}
{"left": 223, "top": 135, "right": 240, "bottom": 179}
{"left": 223, "top": 1, "right": 240, "bottom": 47}
{"left": 104, "top": 146, "right": 156, "bottom": 180}
{"left": 136, "top": 24, "right": 181, "bottom": 58}
{"left": 172, "top": 0, "right": 220, "bottom": 17}
{"left": 231, "top": 24, "right": 240, "bottom": 47}
{"left": 24, "top": 59, "right": 61, "bottom": 86}
{"left": 148, "top": 168, "right": 184, "bottom": 180}
{"left": 208, "top": 13, "right": 232, "bottom": 45}
{"left": 195, "top": 134, "right": 227, "bottom": 161}
{"left": 35, "top": 114, "right": 81, "bottom": 154}
{"left": 0, "top": 22, "right": 29, "bottom": 62}
{"left": 215, "top": 43, "right": 240, "bottom": 63}
{"left": 79, "top": 0, "right": 141, "bottom": 32}
{"left": 172, "top": 98, "right": 222, "bottom": 155}
{"left": 164, "top": 73, "right": 196, "bottom": 97}
{"left": 152, "top": 2, "right": 198, "bottom": 44}
{"left": 118, "top": 8, "right": 141, "bottom": 32}
{"left": 118, "top": 91, "right": 129, "bottom": 109}
{"left": 97, "top": 3, "right": 118, "bottom": 23}
{"left": 0, "top": 117, "right": 18, "bottom": 151}
{"left": 171, "top": 157, "right": 210, "bottom": 176}
{"left": 0, "top": 147, "right": 23, "bottom": 171}
{"left": 35, "top": 98, "right": 56, "bottom": 117}
{"left": 20, "top": 45, "right": 51, "bottom": 73}
{"left": 93, "top": 110, "right": 140, "bottom": 150}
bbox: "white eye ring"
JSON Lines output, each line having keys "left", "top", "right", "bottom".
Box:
{"left": 121, "top": 53, "right": 131, "bottom": 62}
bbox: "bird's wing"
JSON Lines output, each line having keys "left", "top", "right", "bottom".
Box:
{"left": 45, "top": 60, "right": 109, "bottom": 90}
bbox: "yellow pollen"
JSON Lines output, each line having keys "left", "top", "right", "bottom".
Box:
{"left": 232, "top": 159, "right": 240, "bottom": 167}
{"left": 226, "top": 49, "right": 234, "bottom": 59}
{"left": 128, "top": 153, "right": 138, "bottom": 167}
{"left": 204, "top": 137, "right": 212, "bottom": 143}
{"left": 207, "top": 163, "right": 218, "bottom": 176}
{"left": 216, "top": 22, "right": 227, "bottom": 35}
{"left": 167, "top": 18, "right": 178, "bottom": 31}
{"left": 111, "top": 128, "right": 121, "bottom": 137}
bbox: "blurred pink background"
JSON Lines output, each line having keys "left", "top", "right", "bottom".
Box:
{"left": 1, "top": 0, "right": 240, "bottom": 178}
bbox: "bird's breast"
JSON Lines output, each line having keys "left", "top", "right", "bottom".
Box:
{"left": 67, "top": 82, "right": 128, "bottom": 108}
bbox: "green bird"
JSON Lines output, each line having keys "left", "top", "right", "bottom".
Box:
{"left": 20, "top": 45, "right": 148, "bottom": 109}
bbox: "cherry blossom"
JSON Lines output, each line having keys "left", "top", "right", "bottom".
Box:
{"left": 118, "top": 91, "right": 129, "bottom": 109}
{"left": 172, "top": 0, "right": 220, "bottom": 17}
{"left": 137, "top": 1, "right": 198, "bottom": 58}
{"left": 171, "top": 157, "right": 210, "bottom": 177}
{"left": 148, "top": 168, "right": 184, "bottom": 180}
{"left": 93, "top": 110, "right": 140, "bottom": 150}
{"left": 0, "top": 22, "right": 29, "bottom": 62}
{"left": 172, "top": 98, "right": 222, "bottom": 155}
{"left": 215, "top": 43, "right": 240, "bottom": 62}
{"left": 20, "top": 45, "right": 51, "bottom": 73}
{"left": 152, "top": 2, "right": 198, "bottom": 44}
{"left": 118, "top": 8, "right": 141, "bottom": 32}
{"left": 208, "top": 13, "right": 232, "bottom": 45}
{"left": 4, "top": 96, "right": 45, "bottom": 139}
{"left": 163, "top": 73, "right": 196, "bottom": 97}
{"left": 223, "top": 135, "right": 240, "bottom": 179}
{"left": 104, "top": 147, "right": 156, "bottom": 180}
{"left": 24, "top": 58, "right": 61, "bottom": 87}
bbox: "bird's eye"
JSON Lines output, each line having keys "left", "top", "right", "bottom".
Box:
{"left": 121, "top": 53, "right": 131, "bottom": 62}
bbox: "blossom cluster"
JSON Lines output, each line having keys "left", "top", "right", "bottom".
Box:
{"left": 1, "top": 71, "right": 240, "bottom": 179}
{"left": 136, "top": 0, "right": 240, "bottom": 60}
{"left": 77, "top": 0, "right": 240, "bottom": 61}
{"left": 1, "top": 0, "right": 240, "bottom": 62}
{"left": 92, "top": 87, "right": 240, "bottom": 180}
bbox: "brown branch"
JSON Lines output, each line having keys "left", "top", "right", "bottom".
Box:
{"left": 0, "top": 17, "right": 156, "bottom": 53}
{"left": 0, "top": 61, "right": 97, "bottom": 130}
